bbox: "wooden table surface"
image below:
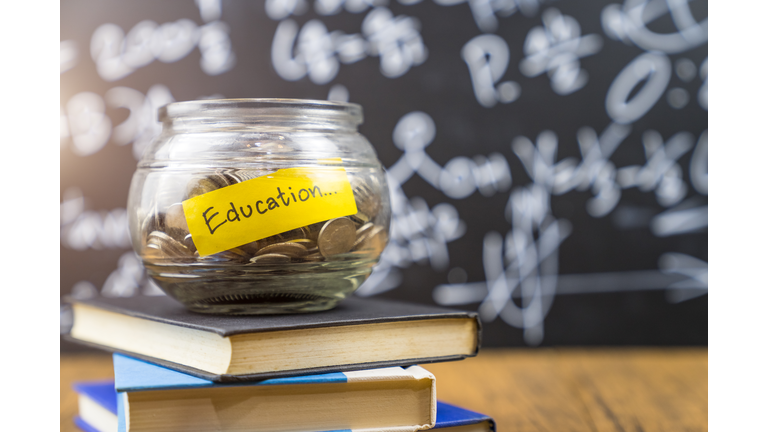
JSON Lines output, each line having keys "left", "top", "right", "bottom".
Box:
{"left": 61, "top": 347, "right": 707, "bottom": 432}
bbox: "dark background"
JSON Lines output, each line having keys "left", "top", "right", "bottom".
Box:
{"left": 60, "top": 0, "right": 707, "bottom": 349}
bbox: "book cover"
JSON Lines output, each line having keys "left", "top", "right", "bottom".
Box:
{"left": 435, "top": 401, "right": 496, "bottom": 431}
{"left": 73, "top": 380, "right": 118, "bottom": 432}
{"left": 74, "top": 373, "right": 495, "bottom": 432}
{"left": 114, "top": 353, "right": 437, "bottom": 432}
{"left": 74, "top": 417, "right": 105, "bottom": 432}
{"left": 65, "top": 295, "right": 480, "bottom": 382}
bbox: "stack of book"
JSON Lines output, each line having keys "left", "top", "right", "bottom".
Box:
{"left": 66, "top": 295, "right": 496, "bottom": 431}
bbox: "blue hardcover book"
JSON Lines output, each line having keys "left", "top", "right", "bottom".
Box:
{"left": 75, "top": 376, "right": 495, "bottom": 432}
{"left": 113, "top": 353, "right": 438, "bottom": 432}
{"left": 435, "top": 401, "right": 496, "bottom": 431}
{"left": 72, "top": 380, "right": 118, "bottom": 432}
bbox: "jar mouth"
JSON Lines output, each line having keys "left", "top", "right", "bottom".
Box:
{"left": 159, "top": 98, "right": 363, "bottom": 126}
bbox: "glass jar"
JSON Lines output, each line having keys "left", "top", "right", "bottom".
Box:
{"left": 127, "top": 99, "right": 391, "bottom": 314}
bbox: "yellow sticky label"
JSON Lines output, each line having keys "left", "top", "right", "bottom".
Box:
{"left": 182, "top": 166, "right": 358, "bottom": 256}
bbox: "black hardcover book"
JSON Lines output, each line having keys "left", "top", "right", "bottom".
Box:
{"left": 64, "top": 295, "right": 480, "bottom": 382}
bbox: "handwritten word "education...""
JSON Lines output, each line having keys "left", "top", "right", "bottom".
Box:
{"left": 203, "top": 185, "right": 338, "bottom": 235}
{"left": 181, "top": 166, "right": 358, "bottom": 257}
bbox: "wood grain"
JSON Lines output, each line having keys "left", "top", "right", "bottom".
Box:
{"left": 60, "top": 348, "right": 707, "bottom": 432}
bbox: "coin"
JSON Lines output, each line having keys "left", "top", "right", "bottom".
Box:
{"left": 355, "top": 225, "right": 388, "bottom": 255}
{"left": 230, "top": 168, "right": 274, "bottom": 183}
{"left": 305, "top": 222, "right": 326, "bottom": 241}
{"left": 183, "top": 234, "right": 197, "bottom": 253}
{"left": 351, "top": 176, "right": 381, "bottom": 218}
{"left": 353, "top": 223, "right": 375, "bottom": 250}
{"left": 147, "top": 231, "right": 193, "bottom": 257}
{"left": 303, "top": 253, "right": 325, "bottom": 262}
{"left": 276, "top": 226, "right": 310, "bottom": 242}
{"left": 143, "top": 169, "right": 387, "bottom": 267}
{"left": 227, "top": 247, "right": 252, "bottom": 259}
{"left": 164, "top": 227, "right": 189, "bottom": 245}
{"left": 238, "top": 239, "right": 264, "bottom": 255}
{"left": 318, "top": 217, "right": 356, "bottom": 257}
{"left": 254, "top": 242, "right": 309, "bottom": 259}
{"left": 249, "top": 253, "right": 292, "bottom": 264}
{"left": 141, "top": 211, "right": 166, "bottom": 238}
{"left": 286, "top": 238, "right": 315, "bottom": 247}
{"left": 356, "top": 222, "right": 374, "bottom": 237}
{"left": 349, "top": 212, "right": 370, "bottom": 226}
{"left": 165, "top": 203, "right": 189, "bottom": 232}
{"left": 185, "top": 177, "right": 221, "bottom": 199}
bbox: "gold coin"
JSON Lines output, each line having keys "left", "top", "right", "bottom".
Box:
{"left": 305, "top": 222, "right": 325, "bottom": 241}
{"left": 349, "top": 212, "right": 370, "bottom": 226}
{"left": 277, "top": 226, "right": 310, "bottom": 241}
{"left": 318, "top": 217, "right": 356, "bottom": 257}
{"left": 255, "top": 242, "right": 309, "bottom": 258}
{"left": 227, "top": 247, "right": 252, "bottom": 258}
{"left": 286, "top": 238, "right": 316, "bottom": 248}
{"left": 303, "top": 253, "right": 325, "bottom": 262}
{"left": 356, "top": 223, "right": 374, "bottom": 238}
{"left": 185, "top": 177, "right": 221, "bottom": 199}
{"left": 365, "top": 226, "right": 389, "bottom": 255}
{"left": 238, "top": 240, "right": 264, "bottom": 255}
{"left": 211, "top": 169, "right": 236, "bottom": 187}
{"left": 230, "top": 168, "right": 274, "bottom": 182}
{"left": 351, "top": 177, "right": 381, "bottom": 218}
{"left": 353, "top": 223, "right": 374, "bottom": 249}
{"left": 147, "top": 231, "right": 193, "bottom": 257}
{"left": 249, "top": 253, "right": 291, "bottom": 264}
{"left": 354, "top": 225, "right": 388, "bottom": 255}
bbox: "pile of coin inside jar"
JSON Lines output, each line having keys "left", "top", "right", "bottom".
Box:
{"left": 140, "top": 169, "right": 388, "bottom": 266}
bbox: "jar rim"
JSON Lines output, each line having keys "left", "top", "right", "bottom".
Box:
{"left": 159, "top": 98, "right": 363, "bottom": 125}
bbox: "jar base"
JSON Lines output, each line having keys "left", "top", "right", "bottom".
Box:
{"left": 183, "top": 293, "right": 345, "bottom": 315}
{"left": 144, "top": 261, "right": 372, "bottom": 315}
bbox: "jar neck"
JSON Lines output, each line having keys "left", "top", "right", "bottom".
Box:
{"left": 159, "top": 98, "right": 363, "bottom": 133}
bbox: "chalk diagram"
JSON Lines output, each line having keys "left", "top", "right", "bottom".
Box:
{"left": 60, "top": 0, "right": 708, "bottom": 344}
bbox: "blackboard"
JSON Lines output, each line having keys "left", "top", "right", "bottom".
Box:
{"left": 60, "top": 0, "right": 707, "bottom": 347}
